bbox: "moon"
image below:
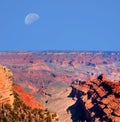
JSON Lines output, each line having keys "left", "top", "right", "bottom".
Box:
{"left": 25, "top": 13, "right": 40, "bottom": 25}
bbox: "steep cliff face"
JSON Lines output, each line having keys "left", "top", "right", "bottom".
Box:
{"left": 71, "top": 74, "right": 120, "bottom": 121}
{"left": 0, "top": 64, "right": 43, "bottom": 109}
{"left": 0, "top": 65, "right": 14, "bottom": 107}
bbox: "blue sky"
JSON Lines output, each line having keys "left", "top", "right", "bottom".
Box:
{"left": 0, "top": 0, "right": 120, "bottom": 51}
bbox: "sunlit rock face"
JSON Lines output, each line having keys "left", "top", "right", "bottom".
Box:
{"left": 0, "top": 65, "right": 14, "bottom": 108}
{"left": 71, "top": 74, "right": 120, "bottom": 122}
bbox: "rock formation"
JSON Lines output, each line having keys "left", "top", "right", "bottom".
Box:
{"left": 70, "top": 74, "right": 120, "bottom": 121}
{"left": 0, "top": 51, "right": 120, "bottom": 121}
{"left": 0, "top": 51, "right": 120, "bottom": 89}
{"left": 0, "top": 64, "right": 59, "bottom": 122}
{"left": 0, "top": 65, "right": 14, "bottom": 108}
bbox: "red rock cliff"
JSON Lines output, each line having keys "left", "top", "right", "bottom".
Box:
{"left": 71, "top": 74, "right": 120, "bottom": 121}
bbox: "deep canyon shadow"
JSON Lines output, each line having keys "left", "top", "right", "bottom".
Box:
{"left": 67, "top": 86, "right": 92, "bottom": 122}
{"left": 67, "top": 85, "right": 113, "bottom": 122}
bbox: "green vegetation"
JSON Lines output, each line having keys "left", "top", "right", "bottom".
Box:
{"left": 0, "top": 91, "right": 59, "bottom": 122}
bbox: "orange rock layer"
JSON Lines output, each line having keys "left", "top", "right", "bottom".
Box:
{"left": 14, "top": 84, "right": 43, "bottom": 109}
{"left": 0, "top": 65, "right": 14, "bottom": 107}
{"left": 72, "top": 74, "right": 120, "bottom": 121}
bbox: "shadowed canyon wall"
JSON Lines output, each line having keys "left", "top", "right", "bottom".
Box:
{"left": 70, "top": 74, "right": 120, "bottom": 122}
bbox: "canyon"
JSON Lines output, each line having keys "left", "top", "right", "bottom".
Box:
{"left": 0, "top": 51, "right": 120, "bottom": 121}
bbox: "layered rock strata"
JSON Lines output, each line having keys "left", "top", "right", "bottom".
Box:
{"left": 71, "top": 74, "right": 120, "bottom": 121}
{"left": 0, "top": 65, "right": 14, "bottom": 108}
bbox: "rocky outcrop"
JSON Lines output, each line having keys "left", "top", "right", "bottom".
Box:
{"left": 71, "top": 74, "right": 120, "bottom": 121}
{"left": 0, "top": 65, "right": 14, "bottom": 108}
{"left": 0, "top": 64, "right": 59, "bottom": 122}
